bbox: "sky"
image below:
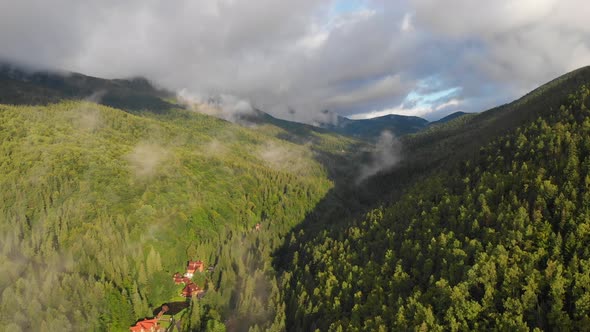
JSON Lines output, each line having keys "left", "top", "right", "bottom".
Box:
{"left": 0, "top": 0, "right": 589, "bottom": 122}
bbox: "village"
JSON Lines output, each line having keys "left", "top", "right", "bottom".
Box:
{"left": 128, "top": 223, "right": 261, "bottom": 331}
{"left": 129, "top": 259, "right": 210, "bottom": 332}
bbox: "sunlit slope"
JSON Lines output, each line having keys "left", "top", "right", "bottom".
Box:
{"left": 0, "top": 101, "right": 339, "bottom": 330}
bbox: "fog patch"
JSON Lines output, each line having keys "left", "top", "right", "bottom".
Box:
{"left": 69, "top": 91, "right": 106, "bottom": 132}
{"left": 73, "top": 105, "right": 102, "bottom": 132}
{"left": 202, "top": 139, "right": 229, "bottom": 158}
{"left": 257, "top": 141, "right": 310, "bottom": 174}
{"left": 177, "top": 90, "right": 256, "bottom": 124}
{"left": 126, "top": 143, "right": 170, "bottom": 178}
{"left": 357, "top": 130, "right": 401, "bottom": 183}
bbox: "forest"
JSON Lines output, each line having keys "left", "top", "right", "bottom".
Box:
{"left": 0, "top": 100, "right": 358, "bottom": 331}
{"left": 1, "top": 66, "right": 590, "bottom": 331}
{"left": 279, "top": 85, "right": 590, "bottom": 331}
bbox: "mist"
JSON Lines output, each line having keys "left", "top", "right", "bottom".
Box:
{"left": 126, "top": 142, "right": 170, "bottom": 178}
{"left": 257, "top": 141, "right": 313, "bottom": 176}
{"left": 357, "top": 130, "right": 401, "bottom": 183}
{"left": 177, "top": 90, "right": 258, "bottom": 124}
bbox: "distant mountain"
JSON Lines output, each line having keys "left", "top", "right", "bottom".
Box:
{"left": 428, "top": 111, "right": 469, "bottom": 125}
{"left": 319, "top": 113, "right": 429, "bottom": 140}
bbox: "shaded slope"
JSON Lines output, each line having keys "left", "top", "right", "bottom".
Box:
{"left": 0, "top": 63, "right": 176, "bottom": 112}
{"left": 281, "top": 83, "right": 590, "bottom": 331}
{"left": 274, "top": 66, "right": 590, "bottom": 331}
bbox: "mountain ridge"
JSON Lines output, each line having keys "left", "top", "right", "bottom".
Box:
{"left": 0, "top": 62, "right": 466, "bottom": 142}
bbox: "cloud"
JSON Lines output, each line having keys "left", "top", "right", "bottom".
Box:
{"left": 411, "top": 0, "right": 590, "bottom": 102}
{"left": 177, "top": 90, "right": 256, "bottom": 124}
{"left": 257, "top": 141, "right": 317, "bottom": 176}
{"left": 357, "top": 130, "right": 401, "bottom": 183}
{"left": 0, "top": 0, "right": 588, "bottom": 121}
{"left": 323, "top": 74, "right": 410, "bottom": 110}
{"left": 126, "top": 142, "right": 170, "bottom": 178}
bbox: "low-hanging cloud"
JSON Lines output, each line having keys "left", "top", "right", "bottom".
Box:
{"left": 257, "top": 141, "right": 312, "bottom": 175}
{"left": 126, "top": 142, "right": 170, "bottom": 178}
{"left": 69, "top": 92, "right": 106, "bottom": 132}
{"left": 357, "top": 130, "right": 401, "bottom": 183}
{"left": 0, "top": 0, "right": 589, "bottom": 121}
{"left": 177, "top": 90, "right": 256, "bottom": 124}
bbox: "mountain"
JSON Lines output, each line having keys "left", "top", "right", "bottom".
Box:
{"left": 318, "top": 113, "right": 429, "bottom": 140}
{"left": 278, "top": 66, "right": 590, "bottom": 331}
{"left": 4, "top": 62, "right": 590, "bottom": 331}
{"left": 0, "top": 63, "right": 176, "bottom": 112}
{"left": 0, "top": 64, "right": 471, "bottom": 143}
{"left": 0, "top": 64, "right": 362, "bottom": 331}
{"left": 429, "top": 111, "right": 470, "bottom": 125}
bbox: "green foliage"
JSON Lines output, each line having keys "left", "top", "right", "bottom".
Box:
{"left": 281, "top": 85, "right": 590, "bottom": 331}
{"left": 0, "top": 101, "right": 338, "bottom": 330}
{"left": 4, "top": 64, "right": 590, "bottom": 332}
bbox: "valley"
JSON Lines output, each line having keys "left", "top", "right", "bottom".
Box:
{"left": 1, "top": 65, "right": 590, "bottom": 332}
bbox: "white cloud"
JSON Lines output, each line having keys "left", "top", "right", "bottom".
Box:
{"left": 350, "top": 97, "right": 463, "bottom": 120}
{"left": 435, "top": 98, "right": 460, "bottom": 111}
{"left": 324, "top": 75, "right": 409, "bottom": 109}
{"left": 0, "top": 0, "right": 589, "bottom": 121}
{"left": 401, "top": 13, "right": 413, "bottom": 32}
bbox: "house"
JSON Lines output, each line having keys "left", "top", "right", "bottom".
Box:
{"left": 181, "top": 282, "right": 203, "bottom": 297}
{"left": 129, "top": 318, "right": 160, "bottom": 332}
{"left": 185, "top": 260, "right": 204, "bottom": 277}
{"left": 173, "top": 272, "right": 190, "bottom": 285}
{"left": 173, "top": 272, "right": 182, "bottom": 283}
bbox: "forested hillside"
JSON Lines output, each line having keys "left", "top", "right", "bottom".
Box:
{"left": 3, "top": 63, "right": 590, "bottom": 332}
{"left": 0, "top": 100, "right": 359, "bottom": 331}
{"left": 279, "top": 84, "right": 590, "bottom": 330}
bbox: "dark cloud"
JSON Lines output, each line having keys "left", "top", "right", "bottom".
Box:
{"left": 0, "top": 0, "right": 588, "bottom": 121}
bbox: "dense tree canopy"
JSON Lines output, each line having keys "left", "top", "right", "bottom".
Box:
{"left": 280, "top": 86, "right": 590, "bottom": 331}
{"left": 0, "top": 101, "right": 354, "bottom": 331}
{"left": 2, "top": 67, "right": 590, "bottom": 332}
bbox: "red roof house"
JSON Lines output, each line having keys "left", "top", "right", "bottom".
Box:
{"left": 129, "top": 318, "right": 160, "bottom": 332}
{"left": 173, "top": 272, "right": 190, "bottom": 284}
{"left": 181, "top": 282, "right": 203, "bottom": 298}
{"left": 186, "top": 260, "right": 204, "bottom": 276}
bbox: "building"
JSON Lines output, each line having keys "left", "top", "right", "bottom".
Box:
{"left": 172, "top": 272, "right": 190, "bottom": 284}
{"left": 181, "top": 282, "right": 203, "bottom": 297}
{"left": 129, "top": 318, "right": 160, "bottom": 332}
{"left": 185, "top": 260, "right": 204, "bottom": 277}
